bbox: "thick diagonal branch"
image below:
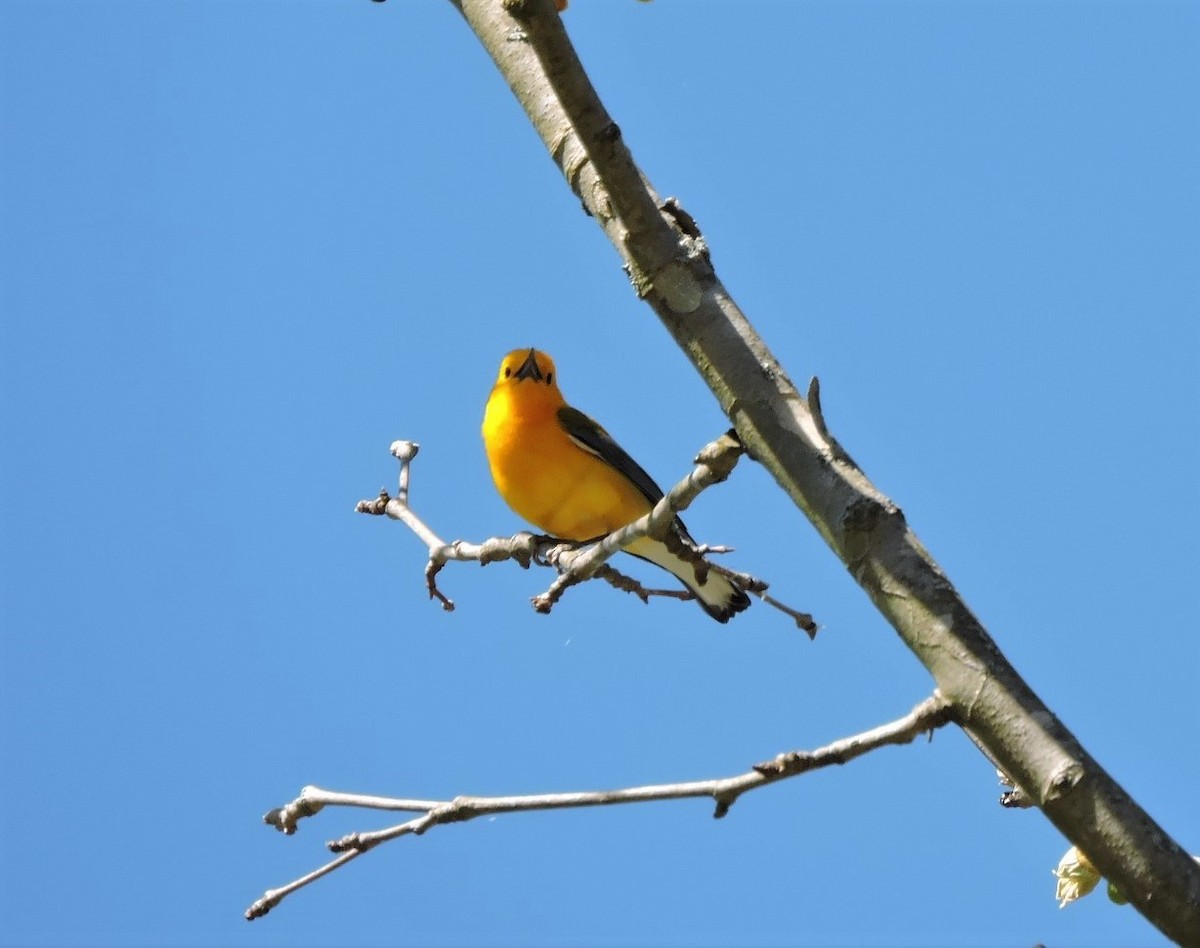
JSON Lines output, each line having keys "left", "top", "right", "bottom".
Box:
{"left": 448, "top": 1, "right": 1200, "bottom": 942}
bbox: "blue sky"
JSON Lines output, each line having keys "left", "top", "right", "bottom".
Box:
{"left": 2, "top": 1, "right": 1197, "bottom": 945}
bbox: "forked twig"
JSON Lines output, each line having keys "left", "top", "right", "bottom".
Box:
{"left": 356, "top": 433, "right": 815, "bottom": 632}
{"left": 245, "top": 693, "right": 952, "bottom": 920}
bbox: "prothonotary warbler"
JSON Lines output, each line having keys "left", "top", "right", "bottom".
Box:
{"left": 482, "top": 348, "right": 751, "bottom": 623}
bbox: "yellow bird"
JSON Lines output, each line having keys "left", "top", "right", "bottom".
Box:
{"left": 482, "top": 348, "right": 751, "bottom": 623}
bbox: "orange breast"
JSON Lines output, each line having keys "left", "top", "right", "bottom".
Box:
{"left": 483, "top": 387, "right": 651, "bottom": 541}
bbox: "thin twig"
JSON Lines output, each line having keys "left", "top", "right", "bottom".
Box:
{"left": 357, "top": 433, "right": 813, "bottom": 626}
{"left": 245, "top": 693, "right": 952, "bottom": 920}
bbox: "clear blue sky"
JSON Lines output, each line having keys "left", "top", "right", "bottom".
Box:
{"left": 2, "top": 1, "right": 1197, "bottom": 946}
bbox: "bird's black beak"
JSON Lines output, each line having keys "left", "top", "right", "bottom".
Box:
{"left": 514, "top": 348, "right": 543, "bottom": 382}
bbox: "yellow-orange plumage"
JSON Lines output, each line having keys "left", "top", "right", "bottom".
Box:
{"left": 482, "top": 348, "right": 750, "bottom": 623}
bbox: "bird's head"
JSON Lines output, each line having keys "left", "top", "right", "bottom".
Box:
{"left": 496, "top": 348, "right": 558, "bottom": 388}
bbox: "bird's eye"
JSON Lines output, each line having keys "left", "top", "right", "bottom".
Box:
{"left": 546, "top": 372, "right": 552, "bottom": 384}
{"left": 504, "top": 367, "right": 512, "bottom": 378}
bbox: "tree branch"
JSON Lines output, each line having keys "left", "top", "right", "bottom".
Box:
{"left": 446, "top": 0, "right": 1200, "bottom": 942}
{"left": 245, "top": 693, "right": 952, "bottom": 920}
{"left": 356, "top": 433, "right": 816, "bottom": 633}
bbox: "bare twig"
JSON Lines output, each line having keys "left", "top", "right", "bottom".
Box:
{"left": 357, "top": 433, "right": 813, "bottom": 626}
{"left": 591, "top": 564, "right": 693, "bottom": 603}
{"left": 245, "top": 694, "right": 952, "bottom": 920}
